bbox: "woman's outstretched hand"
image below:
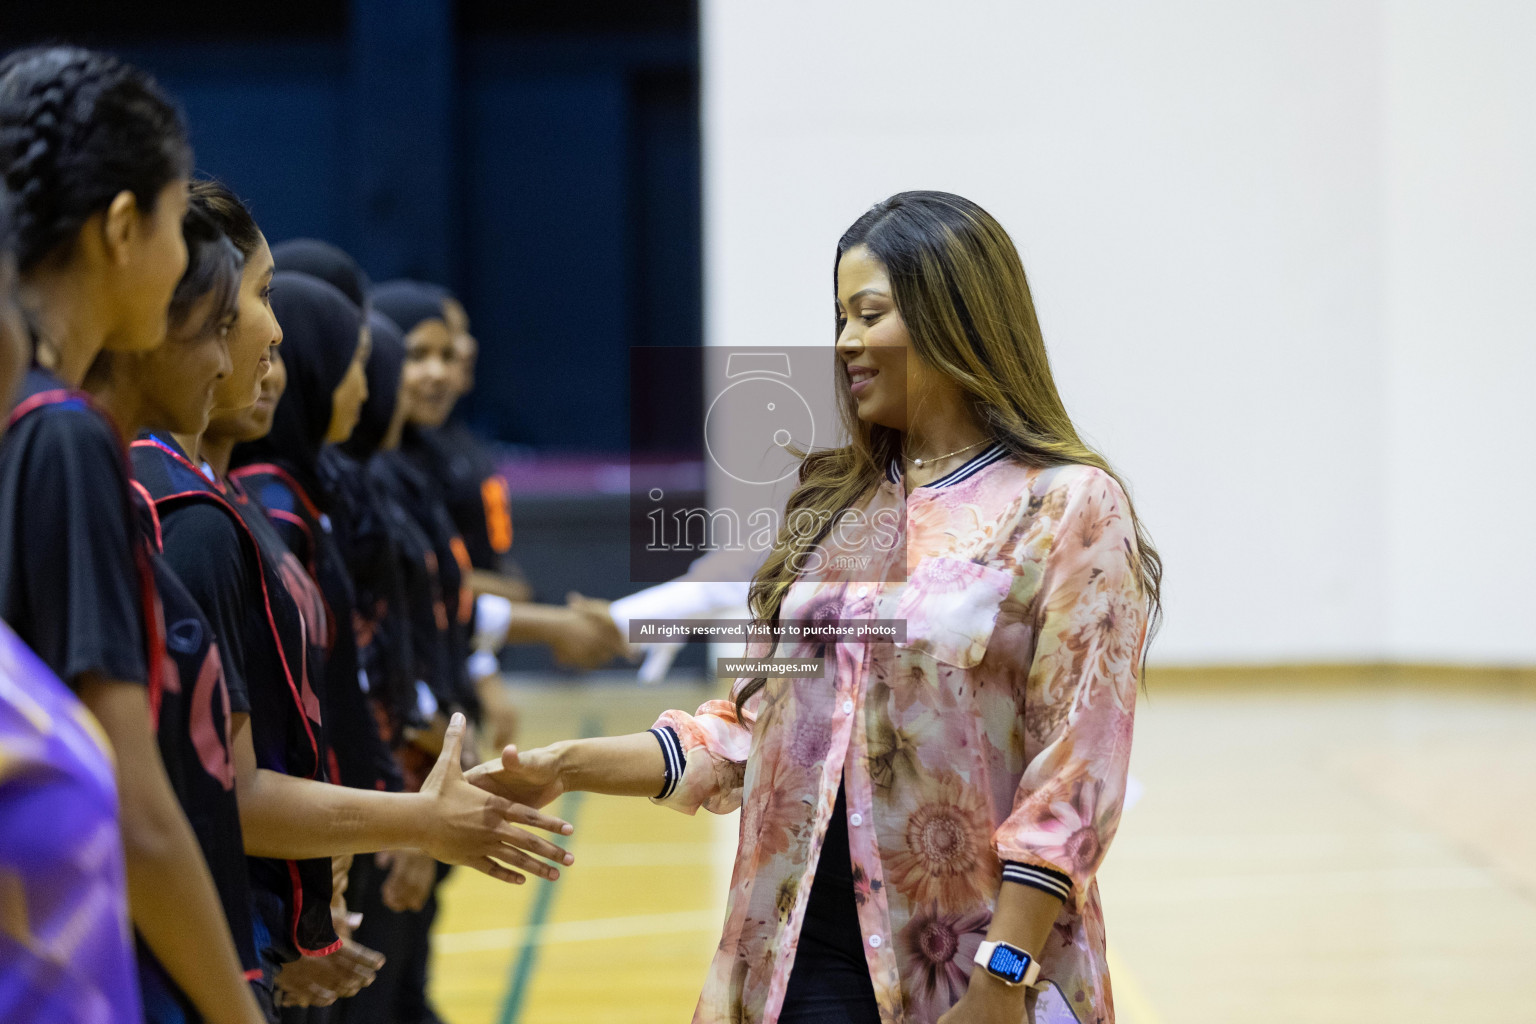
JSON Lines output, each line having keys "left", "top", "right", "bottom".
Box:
{"left": 419, "top": 713, "right": 575, "bottom": 883}
{"left": 465, "top": 743, "right": 566, "bottom": 811}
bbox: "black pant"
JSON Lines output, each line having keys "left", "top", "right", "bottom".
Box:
{"left": 778, "top": 781, "right": 881, "bottom": 1024}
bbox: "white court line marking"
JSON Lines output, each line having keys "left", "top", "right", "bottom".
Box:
{"left": 434, "top": 908, "right": 722, "bottom": 954}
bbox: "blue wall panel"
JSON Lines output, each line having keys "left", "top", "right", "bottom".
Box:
{"left": 23, "top": 18, "right": 700, "bottom": 455}
{"left": 463, "top": 70, "right": 630, "bottom": 449}
{"left": 116, "top": 43, "right": 349, "bottom": 249}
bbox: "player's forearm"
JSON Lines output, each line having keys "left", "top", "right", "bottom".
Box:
{"left": 468, "top": 568, "right": 532, "bottom": 603}
{"left": 502, "top": 600, "right": 573, "bottom": 645}
{"left": 239, "top": 768, "right": 428, "bottom": 859}
{"left": 123, "top": 819, "right": 265, "bottom": 1024}
{"left": 231, "top": 714, "right": 427, "bottom": 858}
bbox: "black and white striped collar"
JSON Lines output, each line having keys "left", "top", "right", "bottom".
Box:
{"left": 887, "top": 442, "right": 1009, "bottom": 490}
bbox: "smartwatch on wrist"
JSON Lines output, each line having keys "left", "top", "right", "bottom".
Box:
{"left": 973, "top": 940, "right": 1040, "bottom": 987}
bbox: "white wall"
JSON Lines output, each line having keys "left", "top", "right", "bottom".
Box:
{"left": 1382, "top": 0, "right": 1536, "bottom": 663}
{"left": 702, "top": 0, "right": 1536, "bottom": 665}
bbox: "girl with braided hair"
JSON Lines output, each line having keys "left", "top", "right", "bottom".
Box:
{"left": 0, "top": 164, "right": 150, "bottom": 1024}
{"left": 0, "top": 46, "right": 268, "bottom": 1024}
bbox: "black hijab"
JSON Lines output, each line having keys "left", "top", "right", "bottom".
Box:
{"left": 369, "top": 279, "right": 448, "bottom": 336}
{"left": 271, "top": 238, "right": 370, "bottom": 310}
{"left": 232, "top": 271, "right": 363, "bottom": 492}
{"left": 342, "top": 309, "right": 404, "bottom": 461}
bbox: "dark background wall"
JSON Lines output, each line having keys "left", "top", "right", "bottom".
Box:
{"left": 1, "top": 0, "right": 703, "bottom": 455}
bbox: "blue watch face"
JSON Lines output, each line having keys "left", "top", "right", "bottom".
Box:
{"left": 987, "top": 944, "right": 1032, "bottom": 984}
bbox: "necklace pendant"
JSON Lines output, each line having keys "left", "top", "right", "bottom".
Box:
{"left": 912, "top": 457, "right": 924, "bottom": 467}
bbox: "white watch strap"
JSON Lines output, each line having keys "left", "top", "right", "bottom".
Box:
{"left": 973, "top": 940, "right": 1041, "bottom": 987}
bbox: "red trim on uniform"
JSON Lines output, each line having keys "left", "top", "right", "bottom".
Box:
{"left": 135, "top": 434, "right": 214, "bottom": 485}
{"left": 130, "top": 441, "right": 321, "bottom": 771}
{"left": 231, "top": 463, "right": 321, "bottom": 521}
{"left": 6, "top": 388, "right": 95, "bottom": 429}
{"left": 243, "top": 969, "right": 264, "bottom": 982}
{"left": 129, "top": 480, "right": 164, "bottom": 553}
{"left": 266, "top": 508, "right": 317, "bottom": 572}
{"left": 231, "top": 466, "right": 324, "bottom": 583}
{"left": 287, "top": 859, "right": 343, "bottom": 958}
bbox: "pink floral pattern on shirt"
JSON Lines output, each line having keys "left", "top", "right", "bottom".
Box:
{"left": 654, "top": 459, "right": 1148, "bottom": 1024}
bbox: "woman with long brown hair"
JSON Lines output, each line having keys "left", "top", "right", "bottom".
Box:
{"left": 470, "top": 191, "right": 1160, "bottom": 1024}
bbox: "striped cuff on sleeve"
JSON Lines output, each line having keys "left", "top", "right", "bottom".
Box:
{"left": 1001, "top": 861, "right": 1073, "bottom": 902}
{"left": 650, "top": 726, "right": 684, "bottom": 801}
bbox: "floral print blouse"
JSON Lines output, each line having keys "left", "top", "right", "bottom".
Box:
{"left": 652, "top": 445, "right": 1148, "bottom": 1024}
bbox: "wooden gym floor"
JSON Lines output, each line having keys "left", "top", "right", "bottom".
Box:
{"left": 428, "top": 669, "right": 1536, "bottom": 1024}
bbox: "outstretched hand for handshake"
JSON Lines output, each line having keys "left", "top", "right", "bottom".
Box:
{"left": 419, "top": 712, "right": 575, "bottom": 883}
{"left": 465, "top": 742, "right": 566, "bottom": 811}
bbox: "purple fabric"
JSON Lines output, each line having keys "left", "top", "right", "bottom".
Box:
{"left": 0, "top": 621, "right": 141, "bottom": 1024}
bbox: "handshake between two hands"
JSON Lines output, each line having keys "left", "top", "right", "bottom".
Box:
{"left": 273, "top": 602, "right": 626, "bottom": 1007}
{"left": 407, "top": 596, "right": 632, "bottom": 883}
{"left": 551, "top": 591, "right": 640, "bottom": 669}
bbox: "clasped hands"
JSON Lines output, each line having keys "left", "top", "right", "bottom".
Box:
{"left": 553, "top": 591, "right": 637, "bottom": 670}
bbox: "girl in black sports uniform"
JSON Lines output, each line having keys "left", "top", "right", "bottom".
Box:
{"left": 128, "top": 201, "right": 343, "bottom": 1009}
{"left": 371, "top": 282, "right": 626, "bottom": 676}
{"left": 0, "top": 46, "right": 268, "bottom": 1024}
{"left": 331, "top": 310, "right": 460, "bottom": 1024}
{"left": 222, "top": 271, "right": 408, "bottom": 1021}
{"left": 266, "top": 240, "right": 417, "bottom": 744}
{"left": 331, "top": 309, "right": 419, "bottom": 768}
{"left": 268, "top": 241, "right": 417, "bottom": 743}
{"left": 141, "top": 181, "right": 578, "bottom": 1009}
{"left": 83, "top": 202, "right": 269, "bottom": 1023}
{"left": 229, "top": 272, "right": 399, "bottom": 799}
{"left": 203, "top": 348, "right": 384, "bottom": 1018}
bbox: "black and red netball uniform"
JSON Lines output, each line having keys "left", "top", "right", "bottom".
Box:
{"left": 232, "top": 273, "right": 403, "bottom": 799}
{"left": 230, "top": 462, "right": 401, "bottom": 795}
{"left": 417, "top": 419, "right": 514, "bottom": 576}
{"left": 0, "top": 370, "right": 151, "bottom": 694}
{"left": 380, "top": 428, "right": 480, "bottom": 722}
{"left": 129, "top": 483, "right": 264, "bottom": 1018}
{"left": 131, "top": 434, "right": 339, "bottom": 971}
{"left": 0, "top": 371, "right": 264, "bottom": 1020}
{"left": 320, "top": 446, "right": 419, "bottom": 746}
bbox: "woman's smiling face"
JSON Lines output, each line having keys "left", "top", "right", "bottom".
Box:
{"left": 210, "top": 233, "right": 279, "bottom": 413}
{"left": 400, "top": 318, "right": 457, "bottom": 427}
{"left": 835, "top": 245, "right": 914, "bottom": 431}
{"left": 835, "top": 244, "right": 978, "bottom": 439}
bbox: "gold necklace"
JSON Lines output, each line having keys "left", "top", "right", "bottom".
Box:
{"left": 903, "top": 438, "right": 988, "bottom": 468}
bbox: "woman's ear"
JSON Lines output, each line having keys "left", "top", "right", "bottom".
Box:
{"left": 100, "top": 190, "right": 142, "bottom": 267}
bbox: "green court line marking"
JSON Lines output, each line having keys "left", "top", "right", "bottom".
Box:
{"left": 496, "top": 715, "right": 600, "bottom": 1024}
